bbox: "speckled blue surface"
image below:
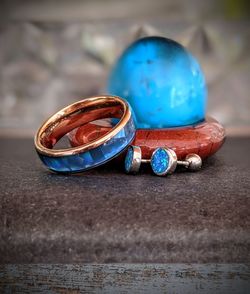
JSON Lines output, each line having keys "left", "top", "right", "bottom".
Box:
{"left": 108, "top": 36, "right": 207, "bottom": 128}
{"left": 38, "top": 117, "right": 135, "bottom": 173}
{"left": 151, "top": 148, "right": 169, "bottom": 175}
{"left": 124, "top": 146, "right": 134, "bottom": 173}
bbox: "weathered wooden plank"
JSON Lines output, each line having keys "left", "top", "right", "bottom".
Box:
{"left": 0, "top": 264, "right": 250, "bottom": 294}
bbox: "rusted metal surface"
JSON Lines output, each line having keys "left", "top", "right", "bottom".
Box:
{"left": 0, "top": 264, "right": 250, "bottom": 293}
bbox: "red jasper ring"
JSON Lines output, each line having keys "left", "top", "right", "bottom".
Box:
{"left": 68, "top": 117, "right": 225, "bottom": 160}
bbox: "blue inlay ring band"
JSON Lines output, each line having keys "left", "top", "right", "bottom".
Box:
{"left": 34, "top": 95, "right": 135, "bottom": 173}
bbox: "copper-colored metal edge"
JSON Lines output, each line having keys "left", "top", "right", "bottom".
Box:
{"left": 34, "top": 95, "right": 131, "bottom": 157}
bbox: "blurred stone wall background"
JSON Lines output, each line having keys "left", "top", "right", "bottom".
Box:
{"left": 0, "top": 0, "right": 249, "bottom": 136}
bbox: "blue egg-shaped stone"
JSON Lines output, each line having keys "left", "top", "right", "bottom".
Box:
{"left": 108, "top": 36, "right": 207, "bottom": 128}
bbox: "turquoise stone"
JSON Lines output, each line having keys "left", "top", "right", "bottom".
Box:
{"left": 108, "top": 36, "right": 207, "bottom": 128}
{"left": 151, "top": 148, "right": 169, "bottom": 175}
{"left": 124, "top": 146, "right": 134, "bottom": 173}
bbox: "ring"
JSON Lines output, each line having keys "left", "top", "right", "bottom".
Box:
{"left": 34, "top": 95, "right": 135, "bottom": 173}
{"left": 68, "top": 117, "right": 225, "bottom": 161}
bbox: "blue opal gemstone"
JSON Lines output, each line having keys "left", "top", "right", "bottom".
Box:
{"left": 124, "top": 146, "right": 134, "bottom": 173}
{"left": 39, "top": 117, "right": 135, "bottom": 173}
{"left": 151, "top": 148, "right": 169, "bottom": 175}
{"left": 108, "top": 36, "right": 207, "bottom": 128}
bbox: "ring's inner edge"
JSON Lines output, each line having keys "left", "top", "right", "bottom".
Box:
{"left": 40, "top": 102, "right": 123, "bottom": 149}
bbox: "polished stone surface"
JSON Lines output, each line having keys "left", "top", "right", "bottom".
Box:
{"left": 69, "top": 117, "right": 225, "bottom": 160}
{"left": 0, "top": 137, "right": 250, "bottom": 263}
{"left": 108, "top": 36, "right": 207, "bottom": 128}
{"left": 151, "top": 148, "right": 169, "bottom": 175}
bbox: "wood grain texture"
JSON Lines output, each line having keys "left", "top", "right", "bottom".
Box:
{"left": 0, "top": 137, "right": 249, "bottom": 263}
{"left": 0, "top": 264, "right": 250, "bottom": 294}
